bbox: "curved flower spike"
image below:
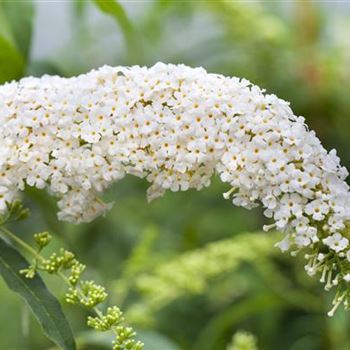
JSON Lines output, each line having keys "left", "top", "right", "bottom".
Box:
{"left": 1, "top": 63, "right": 350, "bottom": 313}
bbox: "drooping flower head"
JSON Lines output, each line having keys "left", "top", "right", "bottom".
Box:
{"left": 1, "top": 63, "right": 350, "bottom": 314}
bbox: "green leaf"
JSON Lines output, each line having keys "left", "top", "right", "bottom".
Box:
{"left": 0, "top": 3, "right": 13, "bottom": 42}
{"left": 93, "top": 0, "right": 133, "bottom": 37}
{"left": 0, "top": 237, "right": 76, "bottom": 350}
{"left": 0, "top": 35, "right": 24, "bottom": 83}
{"left": 93, "top": 0, "right": 141, "bottom": 62}
{"left": 2, "top": 0, "right": 35, "bottom": 59}
{"left": 0, "top": 1, "right": 26, "bottom": 83}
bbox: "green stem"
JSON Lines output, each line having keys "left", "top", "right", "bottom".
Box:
{"left": 0, "top": 226, "right": 40, "bottom": 258}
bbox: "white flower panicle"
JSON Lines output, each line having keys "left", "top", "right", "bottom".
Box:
{"left": 1, "top": 63, "right": 350, "bottom": 312}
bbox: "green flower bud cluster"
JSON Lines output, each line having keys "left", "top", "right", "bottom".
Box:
{"left": 88, "top": 306, "right": 123, "bottom": 331}
{"left": 78, "top": 280, "right": 108, "bottom": 308}
{"left": 42, "top": 249, "right": 75, "bottom": 273}
{"left": 227, "top": 330, "right": 258, "bottom": 350}
{"left": 17, "top": 228, "right": 144, "bottom": 350}
{"left": 88, "top": 307, "right": 144, "bottom": 350}
{"left": 65, "top": 287, "right": 79, "bottom": 305}
{"left": 20, "top": 232, "right": 56, "bottom": 278}
{"left": 19, "top": 231, "right": 52, "bottom": 278}
{"left": 113, "top": 326, "right": 144, "bottom": 350}
{"left": 69, "top": 260, "right": 85, "bottom": 286}
{"left": 1, "top": 201, "right": 144, "bottom": 350}
{"left": 67, "top": 270, "right": 143, "bottom": 349}
{"left": 20, "top": 244, "right": 75, "bottom": 279}
{"left": 34, "top": 232, "right": 52, "bottom": 250}
{"left": 20, "top": 264, "right": 37, "bottom": 279}
{"left": 0, "top": 200, "right": 30, "bottom": 225}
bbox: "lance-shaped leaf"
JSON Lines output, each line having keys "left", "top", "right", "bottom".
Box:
{"left": 93, "top": 0, "right": 140, "bottom": 61}
{"left": 2, "top": 0, "right": 35, "bottom": 59}
{"left": 0, "top": 237, "right": 76, "bottom": 350}
{"left": 0, "top": 4, "right": 25, "bottom": 83}
{"left": 0, "top": 35, "right": 24, "bottom": 83}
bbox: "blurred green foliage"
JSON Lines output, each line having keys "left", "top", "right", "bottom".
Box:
{"left": 0, "top": 1, "right": 350, "bottom": 350}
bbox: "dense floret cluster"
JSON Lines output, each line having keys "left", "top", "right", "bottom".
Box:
{"left": 1, "top": 63, "right": 350, "bottom": 311}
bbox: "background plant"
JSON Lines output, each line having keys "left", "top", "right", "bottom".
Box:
{"left": 0, "top": 1, "right": 349, "bottom": 350}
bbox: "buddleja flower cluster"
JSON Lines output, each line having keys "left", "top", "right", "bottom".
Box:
{"left": 1, "top": 63, "right": 350, "bottom": 313}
